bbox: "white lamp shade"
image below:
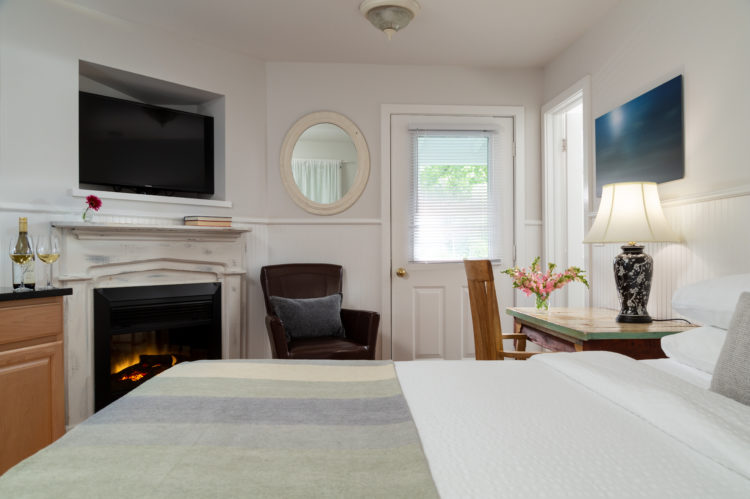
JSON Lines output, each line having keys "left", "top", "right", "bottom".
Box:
{"left": 584, "top": 182, "right": 679, "bottom": 243}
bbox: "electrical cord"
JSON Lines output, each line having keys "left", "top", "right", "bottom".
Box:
{"left": 652, "top": 318, "right": 693, "bottom": 324}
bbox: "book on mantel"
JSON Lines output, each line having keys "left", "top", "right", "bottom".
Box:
{"left": 183, "top": 216, "right": 232, "bottom": 227}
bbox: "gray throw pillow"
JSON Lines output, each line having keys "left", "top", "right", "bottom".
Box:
{"left": 710, "top": 292, "right": 750, "bottom": 405}
{"left": 269, "top": 294, "right": 345, "bottom": 341}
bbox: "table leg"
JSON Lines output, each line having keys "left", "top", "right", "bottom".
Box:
{"left": 513, "top": 320, "right": 526, "bottom": 351}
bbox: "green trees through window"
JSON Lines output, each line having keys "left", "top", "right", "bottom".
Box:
{"left": 418, "top": 164, "right": 488, "bottom": 194}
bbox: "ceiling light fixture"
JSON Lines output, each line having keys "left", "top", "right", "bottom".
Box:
{"left": 360, "top": 0, "right": 421, "bottom": 40}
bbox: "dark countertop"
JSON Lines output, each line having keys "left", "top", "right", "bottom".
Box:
{"left": 0, "top": 287, "right": 73, "bottom": 302}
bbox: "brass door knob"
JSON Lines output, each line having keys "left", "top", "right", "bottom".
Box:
{"left": 395, "top": 267, "right": 407, "bottom": 278}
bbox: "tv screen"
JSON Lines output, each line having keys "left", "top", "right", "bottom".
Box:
{"left": 79, "top": 91, "right": 214, "bottom": 195}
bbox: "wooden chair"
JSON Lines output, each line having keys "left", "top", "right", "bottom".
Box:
{"left": 464, "top": 259, "right": 541, "bottom": 360}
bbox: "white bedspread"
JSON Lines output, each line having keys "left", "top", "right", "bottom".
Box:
{"left": 396, "top": 352, "right": 750, "bottom": 498}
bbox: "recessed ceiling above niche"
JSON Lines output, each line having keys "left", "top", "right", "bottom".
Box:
{"left": 79, "top": 61, "right": 220, "bottom": 106}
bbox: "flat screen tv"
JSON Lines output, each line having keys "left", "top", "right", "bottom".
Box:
{"left": 79, "top": 91, "right": 214, "bottom": 195}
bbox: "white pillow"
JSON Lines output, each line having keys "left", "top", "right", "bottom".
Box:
{"left": 672, "top": 273, "right": 750, "bottom": 329}
{"left": 661, "top": 326, "right": 727, "bottom": 374}
{"left": 710, "top": 292, "right": 750, "bottom": 405}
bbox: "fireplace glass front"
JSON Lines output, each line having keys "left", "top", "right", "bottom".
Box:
{"left": 94, "top": 282, "right": 221, "bottom": 411}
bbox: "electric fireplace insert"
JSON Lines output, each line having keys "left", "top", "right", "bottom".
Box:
{"left": 93, "top": 282, "right": 221, "bottom": 411}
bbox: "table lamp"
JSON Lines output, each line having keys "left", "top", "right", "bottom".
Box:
{"left": 583, "top": 182, "right": 679, "bottom": 323}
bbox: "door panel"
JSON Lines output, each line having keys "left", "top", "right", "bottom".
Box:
{"left": 461, "top": 286, "right": 475, "bottom": 358}
{"left": 413, "top": 287, "right": 444, "bottom": 359}
{"left": 545, "top": 98, "right": 586, "bottom": 308}
{"left": 391, "top": 114, "right": 515, "bottom": 360}
{"left": 565, "top": 104, "right": 586, "bottom": 307}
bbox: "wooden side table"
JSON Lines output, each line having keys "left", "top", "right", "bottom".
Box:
{"left": 506, "top": 307, "right": 697, "bottom": 360}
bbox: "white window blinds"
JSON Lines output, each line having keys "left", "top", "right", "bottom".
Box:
{"left": 409, "top": 130, "right": 503, "bottom": 263}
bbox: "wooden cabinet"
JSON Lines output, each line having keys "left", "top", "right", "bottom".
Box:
{"left": 0, "top": 296, "right": 65, "bottom": 475}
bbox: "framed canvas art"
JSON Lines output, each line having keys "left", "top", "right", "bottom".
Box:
{"left": 595, "top": 75, "right": 684, "bottom": 196}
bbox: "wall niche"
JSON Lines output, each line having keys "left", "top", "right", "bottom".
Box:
{"left": 78, "top": 61, "right": 227, "bottom": 203}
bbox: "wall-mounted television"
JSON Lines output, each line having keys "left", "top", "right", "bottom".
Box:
{"left": 79, "top": 91, "right": 214, "bottom": 195}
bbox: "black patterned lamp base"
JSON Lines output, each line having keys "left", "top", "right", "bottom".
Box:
{"left": 613, "top": 244, "right": 653, "bottom": 323}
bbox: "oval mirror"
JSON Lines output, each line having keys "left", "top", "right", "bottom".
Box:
{"left": 280, "top": 111, "right": 370, "bottom": 215}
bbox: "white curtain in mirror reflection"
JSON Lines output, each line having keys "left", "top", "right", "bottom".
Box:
{"left": 291, "top": 159, "right": 343, "bottom": 204}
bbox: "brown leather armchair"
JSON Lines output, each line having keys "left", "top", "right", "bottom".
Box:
{"left": 260, "top": 264, "right": 380, "bottom": 359}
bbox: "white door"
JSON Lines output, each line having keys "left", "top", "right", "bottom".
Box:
{"left": 390, "top": 114, "right": 515, "bottom": 360}
{"left": 564, "top": 104, "right": 586, "bottom": 307}
{"left": 543, "top": 96, "right": 586, "bottom": 308}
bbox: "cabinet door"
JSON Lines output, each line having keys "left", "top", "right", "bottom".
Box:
{"left": 0, "top": 340, "right": 64, "bottom": 475}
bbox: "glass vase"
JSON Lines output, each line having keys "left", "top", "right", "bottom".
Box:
{"left": 535, "top": 294, "right": 549, "bottom": 311}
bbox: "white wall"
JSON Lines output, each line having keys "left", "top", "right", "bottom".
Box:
{"left": 265, "top": 63, "right": 544, "bottom": 357}
{"left": 0, "top": 0, "right": 266, "bottom": 216}
{"left": 0, "top": 2, "right": 546, "bottom": 360}
{"left": 0, "top": 0, "right": 268, "bottom": 356}
{"left": 544, "top": 0, "right": 750, "bottom": 318}
{"left": 268, "top": 63, "right": 544, "bottom": 220}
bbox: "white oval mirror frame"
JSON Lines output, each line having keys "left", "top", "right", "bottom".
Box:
{"left": 280, "top": 111, "right": 370, "bottom": 215}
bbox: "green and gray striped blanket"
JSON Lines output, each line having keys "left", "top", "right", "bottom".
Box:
{"left": 0, "top": 360, "right": 438, "bottom": 498}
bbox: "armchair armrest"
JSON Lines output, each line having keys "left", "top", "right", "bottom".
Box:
{"left": 340, "top": 308, "right": 380, "bottom": 356}
{"left": 265, "top": 315, "right": 291, "bottom": 359}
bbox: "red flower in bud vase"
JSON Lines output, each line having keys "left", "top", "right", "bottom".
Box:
{"left": 83, "top": 195, "right": 102, "bottom": 222}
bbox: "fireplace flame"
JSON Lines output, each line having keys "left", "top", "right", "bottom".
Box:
{"left": 111, "top": 344, "right": 175, "bottom": 375}
{"left": 112, "top": 354, "right": 177, "bottom": 385}
{"left": 121, "top": 372, "right": 147, "bottom": 382}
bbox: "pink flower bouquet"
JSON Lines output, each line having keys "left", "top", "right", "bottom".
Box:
{"left": 502, "top": 257, "right": 588, "bottom": 310}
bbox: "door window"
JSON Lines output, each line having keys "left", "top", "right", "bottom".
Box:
{"left": 409, "top": 130, "right": 503, "bottom": 263}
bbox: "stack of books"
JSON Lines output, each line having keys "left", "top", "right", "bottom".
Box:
{"left": 183, "top": 216, "right": 232, "bottom": 227}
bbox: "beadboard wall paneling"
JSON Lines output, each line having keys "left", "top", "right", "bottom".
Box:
{"left": 589, "top": 192, "right": 750, "bottom": 321}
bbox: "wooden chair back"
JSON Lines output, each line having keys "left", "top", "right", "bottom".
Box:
{"left": 464, "top": 259, "right": 502, "bottom": 360}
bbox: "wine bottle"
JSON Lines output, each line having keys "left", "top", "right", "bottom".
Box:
{"left": 11, "top": 217, "right": 35, "bottom": 290}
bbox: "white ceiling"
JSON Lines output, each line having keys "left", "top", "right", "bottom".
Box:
{"left": 66, "top": 0, "right": 620, "bottom": 68}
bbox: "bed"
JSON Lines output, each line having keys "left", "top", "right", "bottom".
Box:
{"left": 2, "top": 276, "right": 750, "bottom": 498}
{"left": 0, "top": 351, "right": 748, "bottom": 498}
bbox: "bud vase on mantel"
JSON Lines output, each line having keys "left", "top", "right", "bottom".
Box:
{"left": 82, "top": 194, "right": 102, "bottom": 223}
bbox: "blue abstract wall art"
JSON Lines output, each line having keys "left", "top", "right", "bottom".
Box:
{"left": 595, "top": 75, "right": 684, "bottom": 196}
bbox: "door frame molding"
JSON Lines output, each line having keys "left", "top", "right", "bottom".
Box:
{"left": 380, "top": 104, "right": 526, "bottom": 359}
{"left": 541, "top": 75, "right": 592, "bottom": 306}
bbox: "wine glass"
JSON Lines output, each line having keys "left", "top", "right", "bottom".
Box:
{"left": 36, "top": 232, "right": 60, "bottom": 290}
{"left": 9, "top": 234, "right": 34, "bottom": 292}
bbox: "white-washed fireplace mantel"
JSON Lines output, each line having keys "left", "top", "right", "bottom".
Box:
{"left": 52, "top": 222, "right": 250, "bottom": 426}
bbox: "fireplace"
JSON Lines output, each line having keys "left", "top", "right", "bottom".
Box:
{"left": 94, "top": 282, "right": 222, "bottom": 411}
{"left": 54, "top": 221, "right": 247, "bottom": 425}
